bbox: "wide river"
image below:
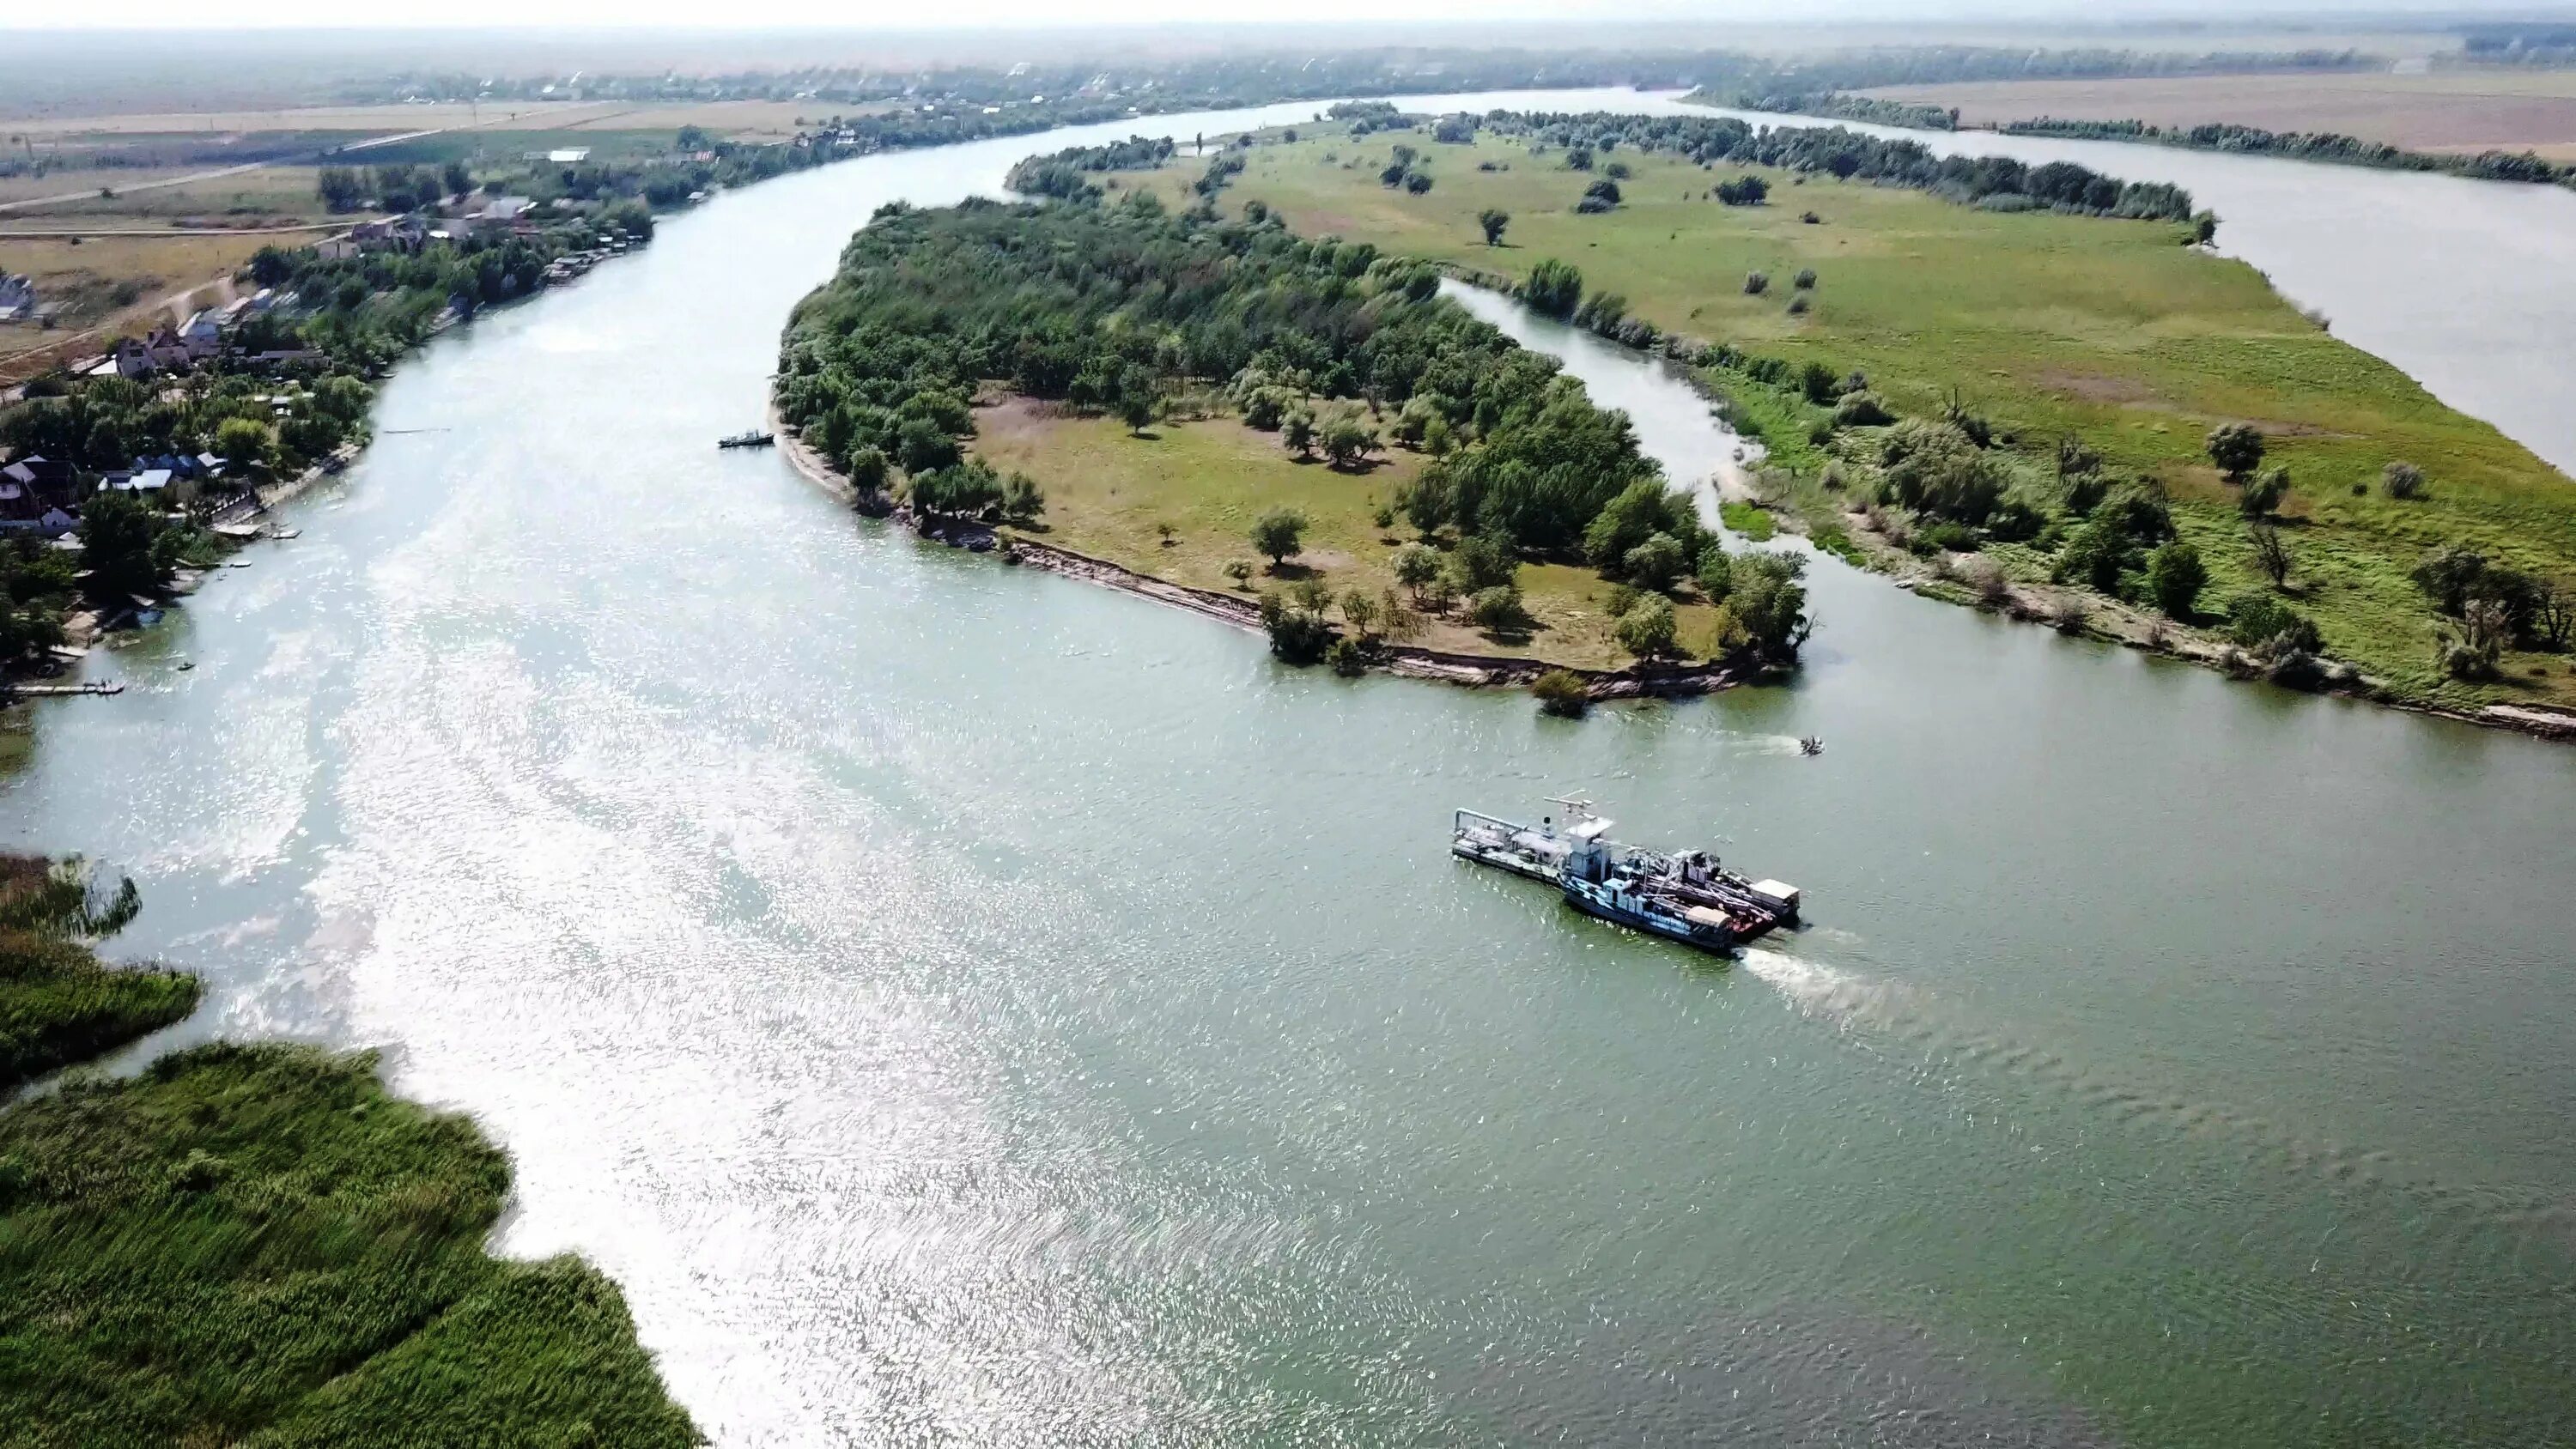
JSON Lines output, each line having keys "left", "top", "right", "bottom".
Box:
{"left": 11, "top": 90, "right": 2576, "bottom": 1446}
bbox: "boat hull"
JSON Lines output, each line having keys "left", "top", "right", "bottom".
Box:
{"left": 1563, "top": 880, "right": 1739, "bottom": 956}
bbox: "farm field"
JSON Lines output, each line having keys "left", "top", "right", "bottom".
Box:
{"left": 1862, "top": 70, "right": 2576, "bottom": 157}
{"left": 1143, "top": 124, "right": 2576, "bottom": 706}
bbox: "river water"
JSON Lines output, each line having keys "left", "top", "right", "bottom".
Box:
{"left": 9, "top": 91, "right": 2576, "bottom": 1446}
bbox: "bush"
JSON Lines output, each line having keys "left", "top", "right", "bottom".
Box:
{"left": 1468, "top": 585, "right": 1532, "bottom": 634}
{"left": 1833, "top": 391, "right": 1893, "bottom": 427}
{"left": 1613, "top": 594, "right": 1678, "bottom": 660}
{"left": 1521, "top": 258, "right": 1583, "bottom": 318}
{"left": 2144, "top": 541, "right": 2206, "bottom": 617}
{"left": 2239, "top": 465, "right": 2289, "bottom": 518}
{"left": 1224, "top": 559, "right": 1255, "bottom": 589}
{"left": 1533, "top": 670, "right": 1591, "bottom": 717}
{"left": 1259, "top": 593, "right": 1335, "bottom": 664}
{"left": 1326, "top": 637, "right": 1370, "bottom": 675}
{"left": 2205, "top": 421, "right": 2265, "bottom": 481}
{"left": 1622, "top": 531, "right": 1688, "bottom": 591}
{"left": 1716, "top": 175, "right": 1769, "bottom": 205}
{"left": 1743, "top": 271, "right": 1770, "bottom": 295}
{"left": 1791, "top": 268, "right": 1817, "bottom": 290}
{"left": 2383, "top": 460, "right": 2426, "bottom": 500}
{"left": 1787, "top": 294, "right": 1811, "bottom": 317}
{"left": 2226, "top": 592, "right": 2320, "bottom": 654}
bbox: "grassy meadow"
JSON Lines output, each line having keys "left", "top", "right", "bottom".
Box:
{"left": 1135, "top": 126, "right": 2576, "bottom": 709}
{"left": 972, "top": 401, "right": 1727, "bottom": 670}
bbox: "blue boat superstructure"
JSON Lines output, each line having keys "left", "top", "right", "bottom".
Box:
{"left": 1452, "top": 800, "right": 1798, "bottom": 956}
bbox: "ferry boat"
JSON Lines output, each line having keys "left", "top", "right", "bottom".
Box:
{"left": 1451, "top": 797, "right": 1798, "bottom": 956}
{"left": 717, "top": 429, "right": 776, "bottom": 450}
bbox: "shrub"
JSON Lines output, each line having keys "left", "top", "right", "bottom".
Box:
{"left": 1262, "top": 607, "right": 1334, "bottom": 664}
{"left": 2144, "top": 541, "right": 2206, "bottom": 617}
{"left": 1582, "top": 178, "right": 1622, "bottom": 207}
{"left": 1326, "top": 637, "right": 1370, "bottom": 675}
{"left": 1715, "top": 175, "right": 1769, "bottom": 205}
{"left": 1787, "top": 294, "right": 1811, "bottom": 317}
{"left": 1613, "top": 594, "right": 1679, "bottom": 660}
{"left": 2226, "top": 592, "right": 2320, "bottom": 654}
{"left": 1406, "top": 171, "right": 1434, "bottom": 195}
{"left": 1622, "top": 531, "right": 1688, "bottom": 591}
{"left": 2205, "top": 421, "right": 2264, "bottom": 481}
{"left": 1468, "top": 585, "right": 1532, "bottom": 634}
{"left": 2248, "top": 522, "right": 2293, "bottom": 587}
{"left": 1521, "top": 258, "right": 1583, "bottom": 318}
{"left": 1800, "top": 210, "right": 1820, "bottom": 223}
{"left": 1833, "top": 391, "right": 1893, "bottom": 427}
{"left": 1742, "top": 271, "right": 1769, "bottom": 295}
{"left": 1533, "top": 670, "right": 1591, "bottom": 717}
{"left": 1224, "top": 559, "right": 1255, "bottom": 589}
{"left": 2383, "top": 460, "right": 2426, "bottom": 500}
{"left": 2239, "top": 465, "right": 2289, "bottom": 518}
{"left": 1791, "top": 268, "right": 1817, "bottom": 290}
{"left": 1695, "top": 544, "right": 1733, "bottom": 602}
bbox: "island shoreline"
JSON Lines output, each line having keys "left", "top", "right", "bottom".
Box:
{"left": 769, "top": 403, "right": 1740, "bottom": 699}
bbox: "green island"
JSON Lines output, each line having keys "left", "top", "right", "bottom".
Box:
{"left": 1119, "top": 109, "right": 2576, "bottom": 716}
{"left": 774, "top": 182, "right": 1816, "bottom": 687}
{"left": 0, "top": 856, "right": 698, "bottom": 1446}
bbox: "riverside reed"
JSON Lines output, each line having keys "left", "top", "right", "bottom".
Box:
{"left": 1172, "top": 113, "right": 2576, "bottom": 711}
{"left": 0, "top": 858, "right": 698, "bottom": 1446}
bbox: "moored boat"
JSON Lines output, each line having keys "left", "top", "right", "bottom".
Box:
{"left": 717, "top": 430, "right": 776, "bottom": 449}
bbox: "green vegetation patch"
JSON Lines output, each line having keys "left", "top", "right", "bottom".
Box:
{"left": 0, "top": 856, "right": 194, "bottom": 1091}
{"left": 0, "top": 1041, "right": 701, "bottom": 1448}
{"left": 1188, "top": 119, "right": 2576, "bottom": 709}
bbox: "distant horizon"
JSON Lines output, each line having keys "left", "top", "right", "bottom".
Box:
{"left": 14, "top": 3, "right": 2576, "bottom": 33}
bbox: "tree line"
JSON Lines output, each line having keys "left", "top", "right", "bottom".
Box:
{"left": 1997, "top": 117, "right": 2576, "bottom": 190}
{"left": 1488, "top": 111, "right": 2200, "bottom": 223}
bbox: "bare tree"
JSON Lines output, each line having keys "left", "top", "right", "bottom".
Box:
{"left": 2535, "top": 580, "right": 2574, "bottom": 652}
{"left": 2249, "top": 522, "right": 2293, "bottom": 589}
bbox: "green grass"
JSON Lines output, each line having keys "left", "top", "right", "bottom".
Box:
{"left": 1719, "top": 500, "right": 1777, "bottom": 540}
{"left": 970, "top": 400, "right": 1730, "bottom": 668}
{"left": 0, "top": 853, "right": 197, "bottom": 1092}
{"left": 1166, "top": 127, "right": 2576, "bottom": 710}
{"left": 0, "top": 1042, "right": 702, "bottom": 1448}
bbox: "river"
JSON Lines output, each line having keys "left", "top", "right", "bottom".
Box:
{"left": 9, "top": 90, "right": 2575, "bottom": 1446}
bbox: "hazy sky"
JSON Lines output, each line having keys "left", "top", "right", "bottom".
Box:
{"left": 7, "top": 0, "right": 2545, "bottom": 28}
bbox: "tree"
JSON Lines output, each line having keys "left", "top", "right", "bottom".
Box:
{"left": 213, "top": 416, "right": 273, "bottom": 469}
{"left": 1321, "top": 416, "right": 1374, "bottom": 470}
{"left": 1521, "top": 258, "right": 1583, "bottom": 318}
{"left": 1250, "top": 507, "right": 1307, "bottom": 568}
{"left": 895, "top": 415, "right": 960, "bottom": 475}
{"left": 1477, "top": 208, "right": 1510, "bottom": 246}
{"left": 441, "top": 159, "right": 473, "bottom": 197}
{"left": 1468, "top": 585, "right": 1531, "bottom": 635}
{"left": 2239, "top": 465, "right": 2289, "bottom": 518}
{"left": 1224, "top": 559, "right": 1255, "bottom": 590}
{"left": 843, "top": 446, "right": 890, "bottom": 497}
{"left": 2205, "top": 422, "right": 2265, "bottom": 482}
{"left": 1392, "top": 543, "right": 1440, "bottom": 602}
{"left": 1259, "top": 591, "right": 1334, "bottom": 664}
{"left": 2248, "top": 521, "right": 2293, "bottom": 588}
{"left": 1622, "top": 532, "right": 1687, "bottom": 592}
{"left": 1282, "top": 409, "right": 1316, "bottom": 459}
{"left": 81, "top": 490, "right": 167, "bottom": 603}
{"left": 1614, "top": 594, "right": 1678, "bottom": 661}
{"left": 1118, "top": 392, "right": 1156, "bottom": 434}
{"left": 1340, "top": 590, "right": 1378, "bottom": 637}
{"left": 1000, "top": 471, "right": 1045, "bottom": 524}
{"left": 2144, "top": 541, "right": 2206, "bottom": 617}
{"left": 1715, "top": 175, "right": 1770, "bottom": 205}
